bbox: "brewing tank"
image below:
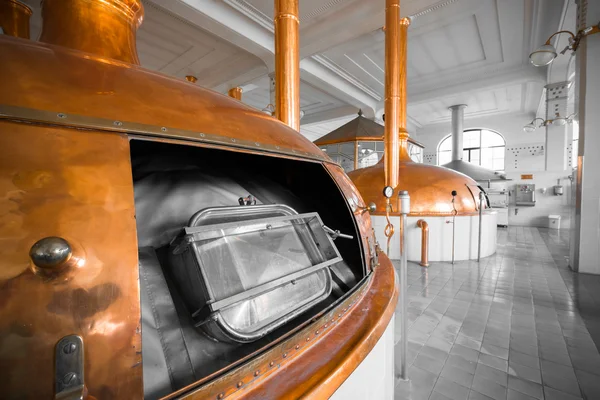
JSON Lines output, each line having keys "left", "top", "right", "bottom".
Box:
{"left": 349, "top": 140, "right": 486, "bottom": 216}
{"left": 0, "top": 0, "right": 398, "bottom": 398}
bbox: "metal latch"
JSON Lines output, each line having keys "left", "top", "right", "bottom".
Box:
{"left": 323, "top": 225, "right": 354, "bottom": 240}
{"left": 55, "top": 335, "right": 85, "bottom": 400}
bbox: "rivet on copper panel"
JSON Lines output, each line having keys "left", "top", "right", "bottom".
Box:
{"left": 236, "top": 382, "right": 243, "bottom": 388}
{"left": 254, "top": 370, "right": 260, "bottom": 377}
{"left": 269, "top": 361, "right": 274, "bottom": 367}
{"left": 282, "top": 353, "right": 287, "bottom": 358}
{"left": 295, "top": 345, "right": 300, "bottom": 350}
{"left": 217, "top": 393, "right": 224, "bottom": 399}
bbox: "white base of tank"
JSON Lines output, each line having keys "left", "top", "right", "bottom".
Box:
{"left": 330, "top": 315, "right": 395, "bottom": 400}
{"left": 372, "top": 212, "right": 497, "bottom": 262}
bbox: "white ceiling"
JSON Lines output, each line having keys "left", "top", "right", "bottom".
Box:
{"left": 20, "top": 0, "right": 566, "bottom": 142}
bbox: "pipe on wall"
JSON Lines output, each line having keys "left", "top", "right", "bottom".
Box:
{"left": 274, "top": 0, "right": 300, "bottom": 130}
{"left": 416, "top": 219, "right": 429, "bottom": 267}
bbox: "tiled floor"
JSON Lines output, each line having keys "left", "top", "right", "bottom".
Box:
{"left": 393, "top": 227, "right": 600, "bottom": 400}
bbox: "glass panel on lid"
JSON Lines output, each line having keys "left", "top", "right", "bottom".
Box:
{"left": 170, "top": 210, "right": 340, "bottom": 342}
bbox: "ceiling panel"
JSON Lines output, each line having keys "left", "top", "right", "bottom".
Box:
{"left": 301, "top": 114, "right": 357, "bottom": 142}
{"left": 242, "top": 0, "right": 356, "bottom": 26}
{"left": 407, "top": 83, "right": 525, "bottom": 126}
{"left": 241, "top": 80, "right": 347, "bottom": 117}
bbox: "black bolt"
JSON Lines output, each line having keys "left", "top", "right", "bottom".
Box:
{"left": 63, "top": 342, "right": 77, "bottom": 354}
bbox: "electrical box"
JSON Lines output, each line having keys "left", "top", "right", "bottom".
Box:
{"left": 516, "top": 184, "right": 536, "bottom": 206}
{"left": 554, "top": 185, "right": 564, "bottom": 196}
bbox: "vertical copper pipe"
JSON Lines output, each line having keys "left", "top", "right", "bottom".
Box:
{"left": 384, "top": 0, "right": 401, "bottom": 189}
{"left": 384, "top": 2, "right": 410, "bottom": 187}
{"left": 274, "top": 0, "right": 300, "bottom": 130}
{"left": 354, "top": 142, "right": 359, "bottom": 170}
{"left": 398, "top": 17, "right": 410, "bottom": 141}
{"left": 39, "top": 0, "right": 144, "bottom": 65}
{"left": 416, "top": 219, "right": 429, "bottom": 267}
{"left": 228, "top": 87, "right": 243, "bottom": 101}
{"left": 0, "top": 0, "right": 32, "bottom": 39}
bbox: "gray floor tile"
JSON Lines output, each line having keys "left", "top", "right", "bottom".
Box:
{"left": 430, "top": 391, "right": 455, "bottom": 400}
{"left": 507, "top": 376, "right": 543, "bottom": 399}
{"left": 468, "top": 390, "right": 494, "bottom": 400}
{"left": 441, "top": 364, "right": 475, "bottom": 389}
{"left": 508, "top": 350, "right": 540, "bottom": 370}
{"left": 508, "top": 362, "right": 542, "bottom": 384}
{"left": 543, "top": 386, "right": 583, "bottom": 400}
{"left": 475, "top": 363, "right": 508, "bottom": 387}
{"left": 393, "top": 228, "right": 600, "bottom": 400}
{"left": 434, "top": 377, "right": 470, "bottom": 400}
{"left": 395, "top": 365, "right": 436, "bottom": 400}
{"left": 447, "top": 354, "right": 478, "bottom": 375}
{"left": 540, "top": 359, "right": 581, "bottom": 397}
{"left": 471, "top": 375, "right": 507, "bottom": 400}
{"left": 456, "top": 334, "right": 482, "bottom": 351}
{"left": 481, "top": 342, "right": 509, "bottom": 360}
{"left": 574, "top": 369, "right": 600, "bottom": 400}
{"left": 413, "top": 353, "right": 445, "bottom": 376}
{"left": 507, "top": 389, "right": 537, "bottom": 400}
{"left": 451, "top": 344, "right": 481, "bottom": 363}
{"left": 478, "top": 353, "right": 508, "bottom": 372}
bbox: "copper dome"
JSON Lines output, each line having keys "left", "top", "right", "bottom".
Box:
{"left": 348, "top": 140, "right": 485, "bottom": 216}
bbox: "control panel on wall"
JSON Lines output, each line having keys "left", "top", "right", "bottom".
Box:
{"left": 516, "top": 184, "right": 536, "bottom": 206}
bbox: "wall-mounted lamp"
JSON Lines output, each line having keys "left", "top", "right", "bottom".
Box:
{"left": 529, "top": 22, "right": 600, "bottom": 66}
{"left": 523, "top": 118, "right": 546, "bottom": 133}
{"left": 523, "top": 113, "right": 576, "bottom": 132}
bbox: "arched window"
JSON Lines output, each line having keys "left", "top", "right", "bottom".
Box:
{"left": 437, "top": 129, "right": 506, "bottom": 171}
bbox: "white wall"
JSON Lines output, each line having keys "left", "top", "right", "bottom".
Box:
{"left": 414, "top": 112, "right": 574, "bottom": 229}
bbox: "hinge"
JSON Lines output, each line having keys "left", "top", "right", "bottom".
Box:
{"left": 55, "top": 335, "right": 85, "bottom": 400}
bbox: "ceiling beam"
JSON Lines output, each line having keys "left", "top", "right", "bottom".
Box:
{"left": 406, "top": 66, "right": 546, "bottom": 105}
{"left": 149, "top": 0, "right": 380, "bottom": 115}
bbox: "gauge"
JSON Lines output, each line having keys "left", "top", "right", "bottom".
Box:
{"left": 383, "top": 186, "right": 394, "bottom": 198}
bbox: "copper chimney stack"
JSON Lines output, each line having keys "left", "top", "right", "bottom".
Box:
{"left": 274, "top": 0, "right": 300, "bottom": 130}
{"left": 39, "top": 0, "right": 144, "bottom": 65}
{"left": 383, "top": 0, "right": 410, "bottom": 189}
{"left": 0, "top": 0, "right": 32, "bottom": 39}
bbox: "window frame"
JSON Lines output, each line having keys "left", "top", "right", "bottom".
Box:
{"left": 437, "top": 129, "right": 506, "bottom": 171}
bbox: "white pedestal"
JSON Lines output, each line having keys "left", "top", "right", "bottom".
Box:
{"left": 372, "top": 212, "right": 498, "bottom": 262}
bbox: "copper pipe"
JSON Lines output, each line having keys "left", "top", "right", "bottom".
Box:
{"left": 416, "top": 219, "right": 429, "bottom": 267}
{"left": 39, "top": 0, "right": 144, "bottom": 65}
{"left": 228, "top": 87, "right": 243, "bottom": 101}
{"left": 0, "top": 0, "right": 32, "bottom": 39}
{"left": 384, "top": 1, "right": 410, "bottom": 189}
{"left": 384, "top": 0, "right": 401, "bottom": 189}
{"left": 274, "top": 0, "right": 300, "bottom": 130}
{"left": 185, "top": 75, "right": 198, "bottom": 83}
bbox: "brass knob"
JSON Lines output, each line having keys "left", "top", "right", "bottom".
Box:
{"left": 29, "top": 237, "right": 72, "bottom": 269}
{"left": 360, "top": 202, "right": 377, "bottom": 214}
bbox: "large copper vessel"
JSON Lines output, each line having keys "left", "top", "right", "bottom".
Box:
{"left": 0, "top": 0, "right": 397, "bottom": 398}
